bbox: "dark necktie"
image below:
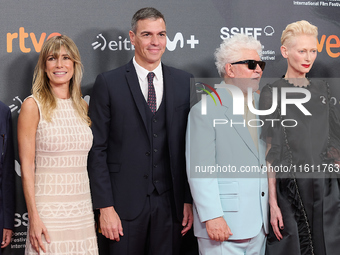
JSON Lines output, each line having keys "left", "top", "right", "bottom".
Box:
{"left": 147, "top": 72, "right": 156, "bottom": 114}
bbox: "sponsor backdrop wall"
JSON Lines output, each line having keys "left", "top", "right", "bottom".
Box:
{"left": 1, "top": 0, "right": 339, "bottom": 254}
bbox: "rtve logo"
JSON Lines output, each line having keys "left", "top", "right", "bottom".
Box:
{"left": 317, "top": 34, "right": 340, "bottom": 58}
{"left": 7, "top": 27, "right": 61, "bottom": 53}
{"left": 92, "top": 32, "right": 199, "bottom": 52}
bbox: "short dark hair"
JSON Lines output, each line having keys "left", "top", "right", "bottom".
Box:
{"left": 131, "top": 7, "right": 165, "bottom": 33}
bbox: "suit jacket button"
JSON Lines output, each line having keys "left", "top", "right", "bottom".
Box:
{"left": 153, "top": 133, "right": 158, "bottom": 138}
{"left": 261, "top": 192, "right": 265, "bottom": 196}
{"left": 153, "top": 164, "right": 158, "bottom": 168}
{"left": 143, "top": 174, "right": 149, "bottom": 179}
{"left": 153, "top": 118, "right": 157, "bottom": 123}
{"left": 153, "top": 149, "right": 158, "bottom": 153}
{"left": 145, "top": 151, "right": 150, "bottom": 156}
{"left": 154, "top": 180, "right": 159, "bottom": 183}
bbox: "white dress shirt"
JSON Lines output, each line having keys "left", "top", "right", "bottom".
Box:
{"left": 133, "top": 57, "right": 163, "bottom": 110}
{"left": 224, "top": 84, "right": 259, "bottom": 151}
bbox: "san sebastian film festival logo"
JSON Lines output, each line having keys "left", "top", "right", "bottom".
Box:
{"left": 220, "top": 25, "right": 275, "bottom": 39}
{"left": 198, "top": 82, "right": 313, "bottom": 128}
{"left": 220, "top": 25, "right": 276, "bottom": 61}
{"left": 92, "top": 32, "right": 199, "bottom": 51}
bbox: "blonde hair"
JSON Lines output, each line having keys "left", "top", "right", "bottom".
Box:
{"left": 32, "top": 35, "right": 91, "bottom": 126}
{"left": 281, "top": 20, "right": 318, "bottom": 46}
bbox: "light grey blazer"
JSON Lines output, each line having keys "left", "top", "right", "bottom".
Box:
{"left": 186, "top": 86, "right": 269, "bottom": 240}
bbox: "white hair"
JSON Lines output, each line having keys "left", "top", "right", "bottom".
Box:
{"left": 214, "top": 33, "right": 263, "bottom": 77}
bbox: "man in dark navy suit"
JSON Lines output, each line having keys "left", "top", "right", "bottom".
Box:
{"left": 0, "top": 101, "right": 15, "bottom": 254}
{"left": 88, "top": 7, "right": 194, "bottom": 255}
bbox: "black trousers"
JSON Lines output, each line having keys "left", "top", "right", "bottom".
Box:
{"left": 109, "top": 189, "right": 182, "bottom": 255}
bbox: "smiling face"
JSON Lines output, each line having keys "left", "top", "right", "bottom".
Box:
{"left": 225, "top": 49, "right": 263, "bottom": 94}
{"left": 129, "top": 18, "right": 167, "bottom": 71}
{"left": 45, "top": 46, "right": 74, "bottom": 89}
{"left": 281, "top": 34, "right": 317, "bottom": 78}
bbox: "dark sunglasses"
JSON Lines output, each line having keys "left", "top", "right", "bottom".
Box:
{"left": 231, "top": 60, "right": 266, "bottom": 71}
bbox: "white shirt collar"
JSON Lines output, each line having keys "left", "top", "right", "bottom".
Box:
{"left": 133, "top": 57, "right": 162, "bottom": 82}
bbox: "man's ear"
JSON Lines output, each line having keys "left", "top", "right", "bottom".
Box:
{"left": 225, "top": 63, "right": 235, "bottom": 78}
{"left": 281, "top": 45, "right": 288, "bottom": 59}
{"left": 129, "top": 30, "right": 135, "bottom": 46}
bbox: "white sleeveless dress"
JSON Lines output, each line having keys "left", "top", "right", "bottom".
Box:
{"left": 25, "top": 96, "right": 98, "bottom": 255}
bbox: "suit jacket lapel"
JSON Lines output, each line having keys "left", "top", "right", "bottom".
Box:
{"left": 220, "top": 89, "right": 259, "bottom": 159}
{"left": 254, "top": 93, "right": 266, "bottom": 162}
{"left": 125, "top": 60, "right": 148, "bottom": 130}
{"left": 163, "top": 65, "right": 174, "bottom": 131}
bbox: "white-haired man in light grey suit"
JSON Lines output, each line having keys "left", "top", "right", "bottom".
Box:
{"left": 186, "top": 33, "right": 269, "bottom": 254}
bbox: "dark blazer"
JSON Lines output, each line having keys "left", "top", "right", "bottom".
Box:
{"left": 88, "top": 60, "right": 193, "bottom": 221}
{"left": 0, "top": 101, "right": 15, "bottom": 242}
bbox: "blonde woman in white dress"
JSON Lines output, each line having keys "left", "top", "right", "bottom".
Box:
{"left": 18, "top": 35, "right": 98, "bottom": 255}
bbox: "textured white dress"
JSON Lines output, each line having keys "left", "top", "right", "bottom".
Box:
{"left": 25, "top": 96, "right": 98, "bottom": 255}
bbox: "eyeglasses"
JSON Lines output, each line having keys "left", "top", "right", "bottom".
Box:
{"left": 231, "top": 60, "right": 266, "bottom": 71}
